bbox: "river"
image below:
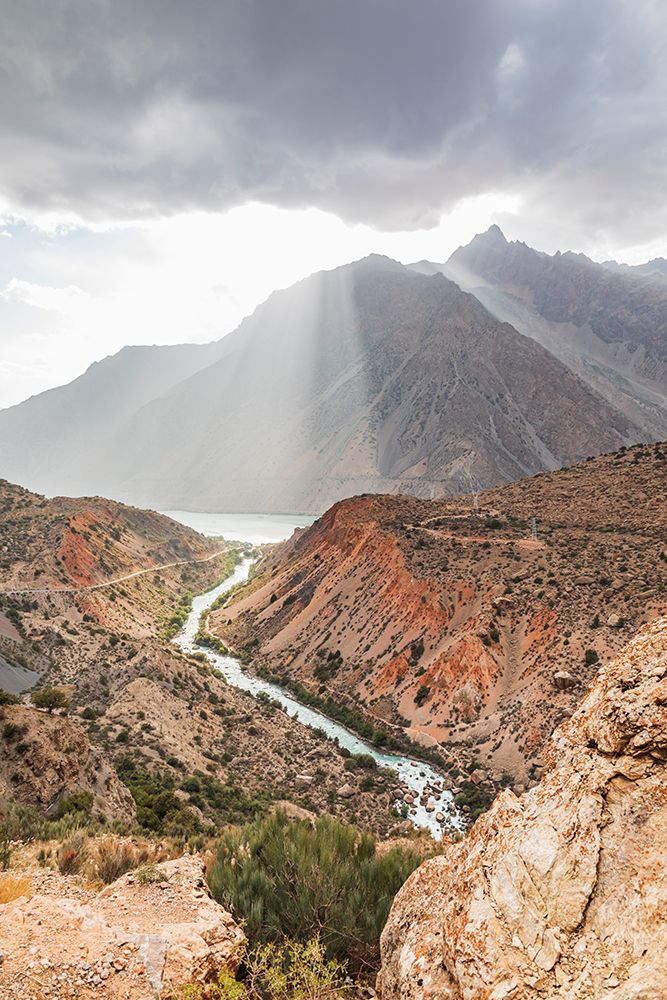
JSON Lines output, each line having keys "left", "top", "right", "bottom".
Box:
{"left": 169, "top": 529, "right": 461, "bottom": 838}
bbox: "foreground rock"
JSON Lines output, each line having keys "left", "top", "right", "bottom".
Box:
{"left": 378, "top": 617, "right": 667, "bottom": 999}
{"left": 0, "top": 704, "right": 135, "bottom": 823}
{"left": 0, "top": 854, "right": 244, "bottom": 998}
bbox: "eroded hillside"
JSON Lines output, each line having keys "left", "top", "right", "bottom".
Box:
{"left": 0, "top": 481, "right": 405, "bottom": 836}
{"left": 213, "top": 444, "right": 667, "bottom": 791}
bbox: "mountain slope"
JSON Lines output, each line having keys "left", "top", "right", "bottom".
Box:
{"left": 0, "top": 339, "right": 228, "bottom": 497}
{"left": 0, "top": 252, "right": 656, "bottom": 513}
{"left": 437, "top": 226, "right": 667, "bottom": 439}
{"left": 213, "top": 443, "right": 667, "bottom": 785}
{"left": 11, "top": 256, "right": 642, "bottom": 513}
{"left": 0, "top": 481, "right": 404, "bottom": 836}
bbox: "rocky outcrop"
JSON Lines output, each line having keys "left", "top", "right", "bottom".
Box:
{"left": 378, "top": 617, "right": 667, "bottom": 999}
{"left": 0, "top": 704, "right": 135, "bottom": 822}
{"left": 0, "top": 854, "right": 244, "bottom": 998}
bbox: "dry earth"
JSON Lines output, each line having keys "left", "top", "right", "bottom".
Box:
{"left": 0, "top": 854, "right": 244, "bottom": 999}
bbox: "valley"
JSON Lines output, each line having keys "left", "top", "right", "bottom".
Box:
{"left": 213, "top": 443, "right": 667, "bottom": 797}
{"left": 0, "top": 482, "right": 411, "bottom": 839}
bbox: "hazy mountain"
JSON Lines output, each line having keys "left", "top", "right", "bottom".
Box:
{"left": 601, "top": 256, "right": 667, "bottom": 279}
{"left": 0, "top": 254, "right": 646, "bottom": 513}
{"left": 420, "top": 226, "right": 667, "bottom": 439}
{"left": 0, "top": 340, "right": 229, "bottom": 497}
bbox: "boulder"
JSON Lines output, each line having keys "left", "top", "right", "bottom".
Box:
{"left": 378, "top": 618, "right": 667, "bottom": 999}
{"left": 553, "top": 669, "right": 577, "bottom": 690}
{"left": 337, "top": 783, "right": 355, "bottom": 799}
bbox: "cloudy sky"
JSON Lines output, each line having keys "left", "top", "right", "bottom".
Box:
{"left": 1, "top": 0, "right": 665, "bottom": 408}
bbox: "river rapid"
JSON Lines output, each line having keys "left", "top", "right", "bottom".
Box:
{"left": 170, "top": 517, "right": 461, "bottom": 838}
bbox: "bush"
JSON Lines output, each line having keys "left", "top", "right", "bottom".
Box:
{"left": 0, "top": 689, "right": 19, "bottom": 706}
{"left": 414, "top": 684, "right": 431, "bottom": 707}
{"left": 169, "top": 937, "right": 351, "bottom": 999}
{"left": 57, "top": 831, "right": 89, "bottom": 875}
{"left": 56, "top": 791, "right": 94, "bottom": 819}
{"left": 584, "top": 649, "right": 599, "bottom": 666}
{"left": 208, "top": 812, "right": 422, "bottom": 976}
{"left": 2, "top": 723, "right": 24, "bottom": 741}
{"left": 244, "top": 937, "right": 351, "bottom": 999}
{"left": 31, "top": 687, "right": 69, "bottom": 713}
{"left": 93, "top": 837, "right": 138, "bottom": 883}
{"left": 0, "top": 823, "right": 10, "bottom": 870}
{"left": 116, "top": 759, "right": 269, "bottom": 835}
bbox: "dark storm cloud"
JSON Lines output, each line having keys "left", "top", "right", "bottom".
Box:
{"left": 0, "top": 0, "right": 665, "bottom": 239}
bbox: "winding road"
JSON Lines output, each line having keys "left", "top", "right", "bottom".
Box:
{"left": 0, "top": 548, "right": 228, "bottom": 596}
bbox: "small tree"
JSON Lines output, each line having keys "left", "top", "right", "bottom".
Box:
{"left": 31, "top": 687, "right": 69, "bottom": 713}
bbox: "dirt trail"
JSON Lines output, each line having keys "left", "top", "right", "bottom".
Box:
{"left": 0, "top": 548, "right": 227, "bottom": 596}
{"left": 410, "top": 524, "right": 545, "bottom": 549}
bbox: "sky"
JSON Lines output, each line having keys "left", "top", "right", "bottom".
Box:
{"left": 1, "top": 0, "right": 666, "bottom": 408}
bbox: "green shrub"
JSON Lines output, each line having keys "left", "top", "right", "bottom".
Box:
{"left": 31, "top": 687, "right": 69, "bottom": 712}
{"left": 0, "top": 689, "right": 19, "bottom": 706}
{"left": 243, "top": 937, "right": 351, "bottom": 999}
{"left": 169, "top": 937, "right": 351, "bottom": 999}
{"left": 0, "top": 823, "right": 10, "bottom": 870}
{"left": 414, "top": 684, "right": 431, "bottom": 707}
{"left": 584, "top": 649, "right": 599, "bottom": 666}
{"left": 56, "top": 791, "right": 94, "bottom": 819}
{"left": 117, "top": 759, "right": 269, "bottom": 835}
{"left": 208, "top": 812, "right": 422, "bottom": 976}
{"left": 2, "top": 722, "right": 24, "bottom": 741}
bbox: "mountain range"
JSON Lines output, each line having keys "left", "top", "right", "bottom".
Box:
{"left": 0, "top": 229, "right": 665, "bottom": 513}
{"left": 428, "top": 225, "right": 667, "bottom": 440}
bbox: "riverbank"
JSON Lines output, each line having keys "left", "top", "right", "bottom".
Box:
{"left": 172, "top": 560, "right": 462, "bottom": 838}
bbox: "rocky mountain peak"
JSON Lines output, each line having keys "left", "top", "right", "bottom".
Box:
{"left": 481, "top": 222, "right": 508, "bottom": 243}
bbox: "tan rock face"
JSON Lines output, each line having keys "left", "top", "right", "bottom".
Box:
{"left": 378, "top": 617, "right": 667, "bottom": 1000}
{"left": 0, "top": 854, "right": 244, "bottom": 998}
{"left": 0, "top": 705, "right": 135, "bottom": 822}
